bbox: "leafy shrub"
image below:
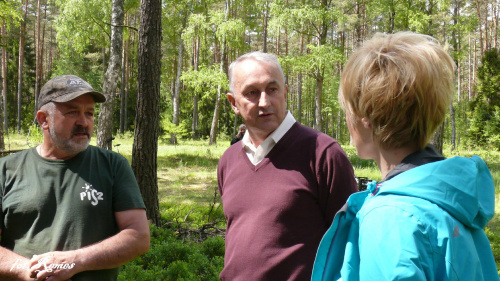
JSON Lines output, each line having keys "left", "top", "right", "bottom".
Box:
{"left": 118, "top": 224, "right": 225, "bottom": 280}
{"left": 201, "top": 236, "right": 225, "bottom": 259}
{"left": 165, "top": 260, "right": 195, "bottom": 281}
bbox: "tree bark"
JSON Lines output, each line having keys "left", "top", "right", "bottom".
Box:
{"left": 431, "top": 123, "right": 445, "bottom": 154}
{"left": 262, "top": 0, "right": 268, "bottom": 52}
{"left": 40, "top": 4, "right": 46, "bottom": 88}
{"left": 450, "top": 104, "right": 456, "bottom": 151}
{"left": 209, "top": 0, "right": 229, "bottom": 145}
{"left": 314, "top": 68, "right": 323, "bottom": 132}
{"left": 119, "top": 24, "right": 127, "bottom": 134}
{"left": 494, "top": 0, "right": 498, "bottom": 49}
{"left": 297, "top": 23, "right": 304, "bottom": 123}
{"left": 132, "top": 0, "right": 162, "bottom": 226}
{"left": 97, "top": 0, "right": 124, "bottom": 150}
{"left": 0, "top": 21, "right": 6, "bottom": 148}
{"left": 17, "top": 0, "right": 28, "bottom": 133}
{"left": 314, "top": 0, "right": 328, "bottom": 132}
{"left": 171, "top": 32, "right": 184, "bottom": 144}
{"left": 192, "top": 94, "right": 199, "bottom": 139}
{"left": 475, "top": 0, "right": 484, "bottom": 56}
{"left": 2, "top": 21, "right": 7, "bottom": 135}
{"left": 485, "top": 0, "right": 489, "bottom": 50}
{"left": 192, "top": 35, "right": 200, "bottom": 139}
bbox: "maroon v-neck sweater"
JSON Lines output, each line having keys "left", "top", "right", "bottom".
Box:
{"left": 218, "top": 122, "right": 357, "bottom": 281}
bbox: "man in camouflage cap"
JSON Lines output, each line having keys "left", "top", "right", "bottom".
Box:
{"left": 0, "top": 75, "right": 149, "bottom": 281}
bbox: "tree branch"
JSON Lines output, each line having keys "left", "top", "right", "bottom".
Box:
{"left": 90, "top": 16, "right": 110, "bottom": 39}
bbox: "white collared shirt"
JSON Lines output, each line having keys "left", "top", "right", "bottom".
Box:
{"left": 241, "top": 111, "right": 296, "bottom": 165}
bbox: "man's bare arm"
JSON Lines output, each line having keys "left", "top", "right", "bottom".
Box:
{"left": 30, "top": 209, "right": 150, "bottom": 281}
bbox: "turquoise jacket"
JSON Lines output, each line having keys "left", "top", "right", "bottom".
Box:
{"left": 312, "top": 155, "right": 499, "bottom": 281}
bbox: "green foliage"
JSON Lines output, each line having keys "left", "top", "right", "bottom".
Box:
{"left": 0, "top": 0, "right": 21, "bottom": 25}
{"left": 181, "top": 65, "right": 228, "bottom": 98}
{"left": 468, "top": 49, "right": 500, "bottom": 150}
{"left": 161, "top": 119, "right": 191, "bottom": 140}
{"left": 54, "top": 0, "right": 111, "bottom": 52}
{"left": 118, "top": 224, "right": 224, "bottom": 281}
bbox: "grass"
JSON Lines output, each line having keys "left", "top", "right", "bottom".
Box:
{"left": 2, "top": 134, "right": 500, "bottom": 274}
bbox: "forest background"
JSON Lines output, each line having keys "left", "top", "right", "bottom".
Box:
{"left": 0, "top": 0, "right": 499, "bottom": 279}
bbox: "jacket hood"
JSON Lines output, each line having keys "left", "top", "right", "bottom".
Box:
{"left": 377, "top": 155, "right": 495, "bottom": 230}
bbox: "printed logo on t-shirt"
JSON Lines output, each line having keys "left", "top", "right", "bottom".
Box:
{"left": 79, "top": 183, "right": 104, "bottom": 206}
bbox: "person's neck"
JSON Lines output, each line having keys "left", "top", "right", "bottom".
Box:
{"left": 248, "top": 134, "right": 267, "bottom": 148}
{"left": 37, "top": 143, "right": 78, "bottom": 160}
{"left": 374, "top": 146, "right": 418, "bottom": 179}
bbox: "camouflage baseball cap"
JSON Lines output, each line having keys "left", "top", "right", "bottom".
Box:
{"left": 37, "top": 75, "right": 106, "bottom": 110}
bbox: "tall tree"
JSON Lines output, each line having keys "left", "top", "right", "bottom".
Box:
{"left": 132, "top": 0, "right": 162, "bottom": 226}
{"left": 261, "top": 0, "right": 269, "bottom": 52}
{"left": 209, "top": 0, "right": 229, "bottom": 145}
{"left": 97, "top": 0, "right": 124, "bottom": 150}
{"left": 1, "top": 20, "right": 7, "bottom": 135}
{"left": 34, "top": 0, "right": 42, "bottom": 111}
{"left": 119, "top": 16, "right": 130, "bottom": 135}
{"left": 172, "top": 15, "right": 186, "bottom": 144}
{"left": 17, "top": 0, "right": 28, "bottom": 133}
{"left": 475, "top": 0, "right": 484, "bottom": 55}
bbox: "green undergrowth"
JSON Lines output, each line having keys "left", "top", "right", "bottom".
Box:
{"left": 118, "top": 225, "right": 225, "bottom": 281}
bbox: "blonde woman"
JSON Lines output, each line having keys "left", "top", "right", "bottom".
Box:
{"left": 312, "top": 32, "right": 499, "bottom": 281}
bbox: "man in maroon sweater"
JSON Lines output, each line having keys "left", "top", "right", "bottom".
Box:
{"left": 218, "top": 51, "right": 358, "bottom": 280}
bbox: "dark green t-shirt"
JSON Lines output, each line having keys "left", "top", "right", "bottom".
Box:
{"left": 0, "top": 146, "right": 146, "bottom": 281}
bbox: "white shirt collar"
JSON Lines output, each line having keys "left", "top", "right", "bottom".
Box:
{"left": 241, "top": 111, "right": 296, "bottom": 165}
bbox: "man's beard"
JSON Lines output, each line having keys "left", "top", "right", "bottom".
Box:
{"left": 49, "top": 122, "right": 91, "bottom": 156}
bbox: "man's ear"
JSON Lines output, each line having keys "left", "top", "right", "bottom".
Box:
{"left": 227, "top": 93, "right": 240, "bottom": 115}
{"left": 36, "top": 110, "right": 49, "bottom": 130}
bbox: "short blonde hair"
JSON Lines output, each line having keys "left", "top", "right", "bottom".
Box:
{"left": 339, "top": 32, "right": 455, "bottom": 150}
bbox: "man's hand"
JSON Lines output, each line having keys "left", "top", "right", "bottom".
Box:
{"left": 30, "top": 252, "right": 75, "bottom": 281}
{"left": 29, "top": 209, "right": 148, "bottom": 280}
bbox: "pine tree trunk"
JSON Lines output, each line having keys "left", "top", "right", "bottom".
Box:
{"left": 314, "top": 68, "right": 323, "bottom": 132}
{"left": 297, "top": 25, "right": 304, "bottom": 123}
{"left": 0, "top": 21, "right": 6, "bottom": 148}
{"left": 192, "top": 36, "right": 200, "bottom": 139}
{"left": 34, "top": 0, "right": 42, "bottom": 112}
{"left": 485, "top": 0, "right": 489, "bottom": 50}
{"left": 494, "top": 0, "right": 498, "bottom": 49}
{"left": 262, "top": 0, "right": 268, "bottom": 52}
{"left": 171, "top": 33, "right": 183, "bottom": 144}
{"left": 431, "top": 123, "right": 445, "bottom": 154}
{"left": 475, "top": 0, "right": 484, "bottom": 56}
{"left": 17, "top": 0, "right": 28, "bottom": 133}
{"left": 314, "top": 0, "right": 329, "bottom": 132}
{"left": 450, "top": 104, "right": 456, "bottom": 151}
{"left": 2, "top": 21, "right": 7, "bottom": 135}
{"left": 40, "top": 5, "right": 46, "bottom": 87}
{"left": 119, "top": 28, "right": 126, "bottom": 134}
{"left": 97, "top": 0, "right": 124, "bottom": 150}
{"left": 132, "top": 0, "right": 162, "bottom": 226}
{"left": 192, "top": 94, "right": 198, "bottom": 139}
{"left": 209, "top": 0, "right": 229, "bottom": 145}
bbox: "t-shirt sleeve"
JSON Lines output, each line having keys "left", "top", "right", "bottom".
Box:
{"left": 112, "top": 155, "right": 146, "bottom": 212}
{"left": 317, "top": 141, "right": 358, "bottom": 224}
